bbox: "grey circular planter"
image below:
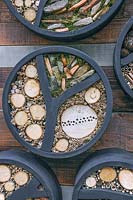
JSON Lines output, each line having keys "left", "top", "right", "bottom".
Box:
{"left": 73, "top": 148, "right": 133, "bottom": 200}
{"left": 3, "top": 46, "right": 113, "bottom": 159}
{"left": 4, "top": 0, "right": 124, "bottom": 42}
{"left": 0, "top": 150, "right": 62, "bottom": 200}
{"left": 114, "top": 17, "right": 133, "bottom": 99}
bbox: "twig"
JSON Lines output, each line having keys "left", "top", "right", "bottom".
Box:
{"left": 80, "top": 0, "right": 100, "bottom": 12}
{"left": 68, "top": 0, "right": 88, "bottom": 11}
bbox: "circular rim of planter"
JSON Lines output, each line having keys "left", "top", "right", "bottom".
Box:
{"left": 72, "top": 148, "right": 133, "bottom": 200}
{"left": 0, "top": 150, "right": 62, "bottom": 200}
{"left": 3, "top": 46, "right": 113, "bottom": 159}
{"left": 114, "top": 17, "right": 133, "bottom": 99}
{"left": 4, "top": 0, "right": 124, "bottom": 42}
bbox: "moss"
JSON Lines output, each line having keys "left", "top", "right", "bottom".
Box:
{"left": 44, "top": 53, "right": 93, "bottom": 97}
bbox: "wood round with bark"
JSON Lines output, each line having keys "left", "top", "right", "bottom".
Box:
{"left": 85, "top": 87, "right": 101, "bottom": 104}
{"left": 14, "top": 171, "right": 29, "bottom": 186}
{"left": 10, "top": 93, "right": 25, "bottom": 108}
{"left": 14, "top": 0, "right": 23, "bottom": 7}
{"left": 30, "top": 104, "right": 46, "bottom": 121}
{"left": 85, "top": 176, "right": 97, "bottom": 188}
{"left": 55, "top": 138, "right": 69, "bottom": 152}
{"left": 25, "top": 64, "right": 37, "bottom": 78}
{"left": 26, "top": 124, "right": 43, "bottom": 140}
{"left": 4, "top": 181, "right": 15, "bottom": 192}
{"left": 24, "top": 79, "right": 40, "bottom": 98}
{"left": 0, "top": 165, "right": 11, "bottom": 183}
{"left": 24, "top": 8, "right": 37, "bottom": 22}
{"left": 14, "top": 111, "right": 28, "bottom": 126}
{"left": 99, "top": 167, "right": 117, "bottom": 182}
{"left": 118, "top": 169, "right": 133, "bottom": 190}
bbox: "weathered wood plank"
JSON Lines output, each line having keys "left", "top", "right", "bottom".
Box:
{"left": 0, "top": 111, "right": 132, "bottom": 185}
{"left": 0, "top": 0, "right": 133, "bottom": 189}
{"left": 0, "top": 1, "right": 132, "bottom": 45}
{"left": 0, "top": 67, "right": 133, "bottom": 112}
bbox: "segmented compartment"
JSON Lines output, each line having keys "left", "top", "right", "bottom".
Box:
{"left": 3, "top": 46, "right": 113, "bottom": 159}
{"left": 72, "top": 149, "right": 133, "bottom": 200}
{"left": 4, "top": 0, "right": 124, "bottom": 42}
{"left": 0, "top": 150, "right": 62, "bottom": 200}
{"left": 114, "top": 17, "right": 133, "bottom": 98}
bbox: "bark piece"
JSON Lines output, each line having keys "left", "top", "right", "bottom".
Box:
{"left": 47, "top": 23, "right": 65, "bottom": 30}
{"left": 11, "top": 93, "right": 25, "bottom": 108}
{"left": 26, "top": 124, "right": 43, "bottom": 140}
{"left": 30, "top": 104, "right": 46, "bottom": 121}
{"left": 53, "top": 66, "right": 61, "bottom": 85}
{"left": 0, "top": 165, "right": 11, "bottom": 183}
{"left": 44, "top": 0, "right": 68, "bottom": 13}
{"left": 100, "top": 167, "right": 117, "bottom": 182}
{"left": 85, "top": 87, "right": 101, "bottom": 104}
{"left": 93, "top": 6, "right": 109, "bottom": 21}
{"left": 86, "top": 176, "right": 97, "bottom": 188}
{"left": 70, "top": 64, "right": 80, "bottom": 75}
{"left": 73, "top": 17, "right": 93, "bottom": 27}
{"left": 44, "top": 57, "right": 53, "bottom": 76}
{"left": 24, "top": 79, "right": 40, "bottom": 98}
{"left": 118, "top": 169, "right": 133, "bottom": 190}
{"left": 61, "top": 54, "right": 67, "bottom": 67}
{"left": 24, "top": 8, "right": 36, "bottom": 22}
{"left": 55, "top": 138, "right": 69, "bottom": 152}
{"left": 64, "top": 67, "right": 72, "bottom": 79}
{"left": 74, "top": 64, "right": 89, "bottom": 78}
{"left": 14, "top": 171, "right": 29, "bottom": 186}
{"left": 71, "top": 69, "right": 95, "bottom": 85}
{"left": 4, "top": 181, "right": 15, "bottom": 192}
{"left": 91, "top": 2, "right": 101, "bottom": 16}
{"left": 104, "top": 0, "right": 111, "bottom": 6}
{"left": 25, "top": 64, "right": 37, "bottom": 78}
{"left": 61, "top": 105, "right": 98, "bottom": 138}
{"left": 14, "top": 111, "right": 28, "bottom": 126}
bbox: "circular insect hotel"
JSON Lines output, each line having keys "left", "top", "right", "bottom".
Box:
{"left": 0, "top": 150, "right": 62, "bottom": 200}
{"left": 4, "top": 0, "right": 123, "bottom": 41}
{"left": 3, "top": 46, "right": 112, "bottom": 159}
{"left": 72, "top": 149, "right": 133, "bottom": 200}
{"left": 114, "top": 17, "right": 133, "bottom": 98}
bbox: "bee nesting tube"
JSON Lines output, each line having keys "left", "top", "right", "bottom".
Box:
{"left": 3, "top": 46, "right": 112, "bottom": 159}
{"left": 4, "top": 0, "right": 123, "bottom": 41}
{"left": 0, "top": 150, "right": 62, "bottom": 200}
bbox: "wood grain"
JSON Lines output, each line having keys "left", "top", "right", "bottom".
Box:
{"left": 0, "top": 67, "right": 133, "bottom": 112}
{"left": 0, "top": 0, "right": 133, "bottom": 189}
{"left": 0, "top": 110, "right": 132, "bottom": 185}
{"left": 0, "top": 1, "right": 132, "bottom": 45}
